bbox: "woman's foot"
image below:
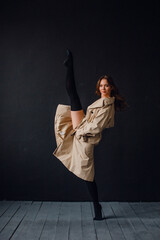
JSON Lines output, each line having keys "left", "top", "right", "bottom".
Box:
{"left": 63, "top": 49, "right": 73, "bottom": 67}
{"left": 93, "top": 203, "right": 105, "bottom": 220}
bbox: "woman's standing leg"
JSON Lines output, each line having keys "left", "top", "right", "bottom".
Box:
{"left": 84, "top": 179, "right": 104, "bottom": 220}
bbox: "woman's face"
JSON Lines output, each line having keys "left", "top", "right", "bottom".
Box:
{"left": 99, "top": 79, "right": 112, "bottom": 98}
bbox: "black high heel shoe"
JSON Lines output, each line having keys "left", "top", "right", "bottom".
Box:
{"left": 93, "top": 203, "right": 106, "bottom": 220}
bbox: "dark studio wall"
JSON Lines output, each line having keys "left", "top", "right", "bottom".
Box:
{"left": 0, "top": 0, "right": 160, "bottom": 201}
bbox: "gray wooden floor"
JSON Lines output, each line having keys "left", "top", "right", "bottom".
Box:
{"left": 0, "top": 201, "right": 160, "bottom": 240}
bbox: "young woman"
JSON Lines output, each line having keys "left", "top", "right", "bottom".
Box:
{"left": 53, "top": 49, "right": 128, "bottom": 220}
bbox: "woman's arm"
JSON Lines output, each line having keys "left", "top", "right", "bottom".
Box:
{"left": 75, "top": 104, "right": 113, "bottom": 138}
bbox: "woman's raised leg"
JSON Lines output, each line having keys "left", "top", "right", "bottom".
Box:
{"left": 71, "top": 110, "right": 84, "bottom": 129}
{"left": 64, "top": 49, "right": 84, "bottom": 129}
{"left": 64, "top": 50, "right": 104, "bottom": 220}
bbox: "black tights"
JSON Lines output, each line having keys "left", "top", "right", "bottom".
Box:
{"left": 65, "top": 65, "right": 82, "bottom": 111}
{"left": 84, "top": 179, "right": 100, "bottom": 206}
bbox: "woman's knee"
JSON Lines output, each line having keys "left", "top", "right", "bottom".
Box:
{"left": 71, "top": 110, "right": 85, "bottom": 129}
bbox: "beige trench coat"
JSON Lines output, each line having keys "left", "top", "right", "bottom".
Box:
{"left": 53, "top": 96, "right": 115, "bottom": 182}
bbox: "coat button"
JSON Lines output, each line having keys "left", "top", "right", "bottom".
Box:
{"left": 83, "top": 136, "right": 88, "bottom": 142}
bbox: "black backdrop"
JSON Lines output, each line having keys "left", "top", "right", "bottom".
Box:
{"left": 0, "top": 0, "right": 160, "bottom": 201}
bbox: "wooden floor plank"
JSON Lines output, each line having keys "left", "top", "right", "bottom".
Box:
{"left": 0, "top": 201, "right": 21, "bottom": 233}
{"left": 0, "top": 201, "right": 14, "bottom": 217}
{"left": 11, "top": 201, "right": 42, "bottom": 240}
{"left": 0, "top": 201, "right": 32, "bottom": 240}
{"left": 139, "top": 202, "right": 160, "bottom": 228}
{"left": 39, "top": 202, "right": 61, "bottom": 240}
{"left": 130, "top": 202, "right": 160, "bottom": 240}
{"left": 54, "top": 202, "right": 70, "bottom": 240}
{"left": 68, "top": 202, "right": 82, "bottom": 240}
{"left": 120, "top": 202, "right": 147, "bottom": 231}
{"left": 120, "top": 202, "right": 155, "bottom": 240}
{"left": 21, "top": 201, "right": 51, "bottom": 240}
{"left": 68, "top": 202, "right": 83, "bottom": 240}
{"left": 90, "top": 202, "right": 112, "bottom": 240}
{"left": 0, "top": 201, "right": 159, "bottom": 240}
{"left": 151, "top": 202, "right": 160, "bottom": 228}
{"left": 138, "top": 202, "right": 160, "bottom": 240}
{"left": 102, "top": 202, "right": 126, "bottom": 240}
{"left": 81, "top": 202, "right": 97, "bottom": 240}
{"left": 110, "top": 202, "right": 142, "bottom": 240}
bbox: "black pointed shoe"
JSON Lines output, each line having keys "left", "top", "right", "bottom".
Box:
{"left": 93, "top": 203, "right": 106, "bottom": 221}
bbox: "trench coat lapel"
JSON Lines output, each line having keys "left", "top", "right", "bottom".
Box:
{"left": 88, "top": 97, "right": 115, "bottom": 109}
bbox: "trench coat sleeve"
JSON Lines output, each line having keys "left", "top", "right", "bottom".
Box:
{"left": 76, "top": 104, "right": 113, "bottom": 138}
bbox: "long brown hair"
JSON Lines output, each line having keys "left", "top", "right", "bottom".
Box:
{"left": 95, "top": 75, "right": 128, "bottom": 111}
